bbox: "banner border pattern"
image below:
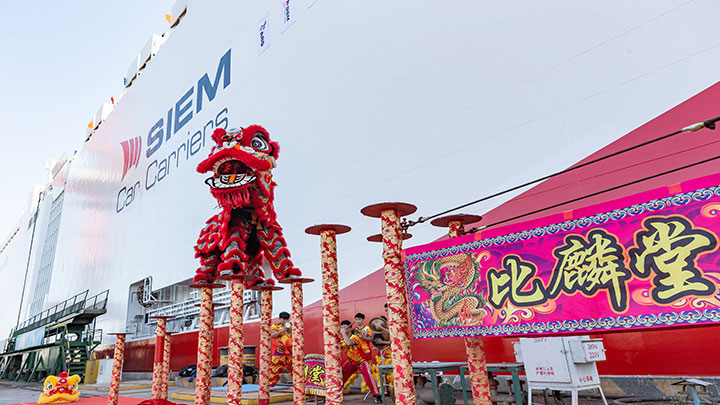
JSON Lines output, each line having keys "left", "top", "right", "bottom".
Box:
{"left": 404, "top": 184, "right": 720, "bottom": 338}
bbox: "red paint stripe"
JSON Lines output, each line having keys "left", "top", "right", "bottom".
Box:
{"left": 133, "top": 136, "right": 142, "bottom": 168}
{"left": 120, "top": 140, "right": 130, "bottom": 180}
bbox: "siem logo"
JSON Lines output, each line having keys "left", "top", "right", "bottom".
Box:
{"left": 120, "top": 136, "right": 142, "bottom": 180}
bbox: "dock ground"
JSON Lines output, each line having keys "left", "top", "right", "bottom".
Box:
{"left": 0, "top": 379, "right": 671, "bottom": 404}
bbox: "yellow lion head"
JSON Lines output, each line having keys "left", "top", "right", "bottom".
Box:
{"left": 38, "top": 371, "right": 80, "bottom": 404}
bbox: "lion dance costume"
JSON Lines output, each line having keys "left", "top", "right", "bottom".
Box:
{"left": 38, "top": 371, "right": 80, "bottom": 404}
{"left": 193, "top": 125, "right": 302, "bottom": 287}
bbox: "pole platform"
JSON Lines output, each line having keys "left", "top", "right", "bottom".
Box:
{"left": 367, "top": 232, "right": 412, "bottom": 242}
{"left": 217, "top": 273, "right": 259, "bottom": 282}
{"left": 304, "top": 224, "right": 351, "bottom": 235}
{"left": 251, "top": 284, "right": 284, "bottom": 291}
{"left": 360, "top": 202, "right": 417, "bottom": 218}
{"left": 430, "top": 214, "right": 482, "bottom": 228}
{"left": 277, "top": 276, "right": 314, "bottom": 284}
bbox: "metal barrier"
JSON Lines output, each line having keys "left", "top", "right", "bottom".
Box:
{"left": 12, "top": 290, "right": 89, "bottom": 336}
{"left": 10, "top": 289, "right": 109, "bottom": 339}
{"left": 85, "top": 290, "right": 109, "bottom": 311}
{"left": 145, "top": 288, "right": 261, "bottom": 319}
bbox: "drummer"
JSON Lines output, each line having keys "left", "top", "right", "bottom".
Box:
{"left": 374, "top": 305, "right": 390, "bottom": 345}
{"left": 340, "top": 320, "right": 382, "bottom": 403}
{"left": 374, "top": 305, "right": 393, "bottom": 393}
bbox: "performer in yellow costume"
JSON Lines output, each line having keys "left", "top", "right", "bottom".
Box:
{"left": 344, "top": 313, "right": 375, "bottom": 391}
{"left": 353, "top": 313, "right": 373, "bottom": 343}
{"left": 341, "top": 320, "right": 381, "bottom": 403}
{"left": 345, "top": 310, "right": 393, "bottom": 396}
{"left": 269, "top": 311, "right": 293, "bottom": 386}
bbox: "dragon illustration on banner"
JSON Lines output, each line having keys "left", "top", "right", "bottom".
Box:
{"left": 193, "top": 125, "right": 301, "bottom": 287}
{"left": 414, "top": 252, "right": 487, "bottom": 327}
{"left": 405, "top": 174, "right": 720, "bottom": 339}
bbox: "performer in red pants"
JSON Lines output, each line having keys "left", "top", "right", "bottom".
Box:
{"left": 269, "top": 311, "right": 293, "bottom": 386}
{"left": 340, "top": 320, "right": 382, "bottom": 404}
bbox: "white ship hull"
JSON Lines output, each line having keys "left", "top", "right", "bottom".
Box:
{"left": 2, "top": 0, "right": 720, "bottom": 345}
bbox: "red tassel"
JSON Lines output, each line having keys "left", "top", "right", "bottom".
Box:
{"left": 213, "top": 188, "right": 251, "bottom": 211}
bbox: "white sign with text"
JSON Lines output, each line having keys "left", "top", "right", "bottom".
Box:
{"left": 280, "top": 0, "right": 295, "bottom": 32}
{"left": 258, "top": 13, "right": 271, "bottom": 54}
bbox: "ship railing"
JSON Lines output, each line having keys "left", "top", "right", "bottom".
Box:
{"left": 13, "top": 290, "right": 89, "bottom": 336}
{"left": 82, "top": 328, "right": 103, "bottom": 351}
{"left": 146, "top": 288, "right": 232, "bottom": 320}
{"left": 84, "top": 290, "right": 109, "bottom": 311}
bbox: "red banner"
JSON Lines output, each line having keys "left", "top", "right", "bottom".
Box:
{"left": 403, "top": 174, "right": 720, "bottom": 338}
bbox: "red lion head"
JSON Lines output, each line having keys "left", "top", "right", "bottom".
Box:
{"left": 197, "top": 125, "right": 280, "bottom": 212}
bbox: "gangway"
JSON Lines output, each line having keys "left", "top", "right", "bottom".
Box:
{"left": 0, "top": 289, "right": 108, "bottom": 382}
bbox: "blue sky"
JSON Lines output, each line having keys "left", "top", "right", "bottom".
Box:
{"left": 0, "top": 1, "right": 175, "bottom": 235}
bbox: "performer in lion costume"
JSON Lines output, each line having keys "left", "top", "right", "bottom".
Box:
{"left": 193, "top": 125, "right": 301, "bottom": 287}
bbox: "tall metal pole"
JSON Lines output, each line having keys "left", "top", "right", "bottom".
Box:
{"left": 305, "top": 224, "right": 351, "bottom": 405}
{"left": 431, "top": 214, "right": 491, "bottom": 405}
{"left": 107, "top": 332, "right": 126, "bottom": 405}
{"left": 362, "top": 203, "right": 417, "bottom": 405}
{"left": 16, "top": 191, "right": 43, "bottom": 326}
{"left": 278, "top": 276, "right": 314, "bottom": 405}
{"left": 190, "top": 283, "right": 223, "bottom": 405}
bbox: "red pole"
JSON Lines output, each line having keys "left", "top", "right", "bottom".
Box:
{"left": 190, "top": 283, "right": 223, "bottom": 405}
{"left": 362, "top": 203, "right": 417, "bottom": 405}
{"left": 305, "top": 224, "right": 351, "bottom": 405}
{"left": 253, "top": 282, "right": 283, "bottom": 405}
{"left": 278, "top": 276, "right": 314, "bottom": 405}
{"left": 431, "top": 214, "right": 492, "bottom": 405}
{"left": 320, "top": 229, "right": 342, "bottom": 405}
{"left": 258, "top": 290, "right": 272, "bottom": 405}
{"left": 161, "top": 333, "right": 173, "bottom": 399}
{"left": 150, "top": 316, "right": 171, "bottom": 399}
{"left": 290, "top": 282, "right": 306, "bottom": 404}
{"left": 107, "top": 333, "right": 126, "bottom": 405}
{"left": 226, "top": 278, "right": 245, "bottom": 405}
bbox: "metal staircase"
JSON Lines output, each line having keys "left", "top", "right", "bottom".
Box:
{"left": 0, "top": 290, "right": 107, "bottom": 382}
{"left": 65, "top": 342, "right": 89, "bottom": 377}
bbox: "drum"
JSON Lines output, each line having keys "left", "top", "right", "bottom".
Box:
{"left": 304, "top": 354, "right": 326, "bottom": 396}
{"left": 368, "top": 316, "right": 390, "bottom": 350}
